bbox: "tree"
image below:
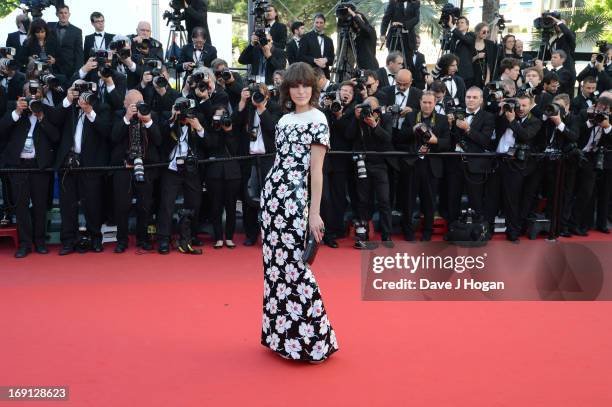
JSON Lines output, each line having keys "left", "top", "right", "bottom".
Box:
{"left": 482, "top": 0, "right": 499, "bottom": 26}
{"left": 0, "top": 0, "right": 20, "bottom": 19}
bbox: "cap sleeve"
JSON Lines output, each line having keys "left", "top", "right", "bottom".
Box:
{"left": 309, "top": 121, "right": 330, "bottom": 149}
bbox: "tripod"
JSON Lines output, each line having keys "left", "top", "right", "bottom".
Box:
{"left": 388, "top": 25, "right": 408, "bottom": 64}
{"left": 438, "top": 29, "right": 452, "bottom": 60}
{"left": 331, "top": 25, "right": 358, "bottom": 84}
{"left": 165, "top": 20, "right": 188, "bottom": 90}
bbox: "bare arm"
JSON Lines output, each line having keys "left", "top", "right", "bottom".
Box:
{"left": 309, "top": 144, "right": 326, "bottom": 242}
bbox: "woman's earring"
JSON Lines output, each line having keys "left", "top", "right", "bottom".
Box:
{"left": 285, "top": 100, "right": 295, "bottom": 111}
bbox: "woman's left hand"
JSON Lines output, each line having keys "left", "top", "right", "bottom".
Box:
{"left": 309, "top": 213, "right": 325, "bottom": 243}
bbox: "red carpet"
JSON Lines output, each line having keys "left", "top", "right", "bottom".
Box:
{"left": 1, "top": 233, "right": 612, "bottom": 406}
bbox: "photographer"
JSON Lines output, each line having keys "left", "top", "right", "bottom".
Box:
{"left": 520, "top": 94, "right": 579, "bottom": 237}
{"left": 73, "top": 51, "right": 126, "bottom": 111}
{"left": 55, "top": 79, "right": 112, "bottom": 255}
{"left": 157, "top": 97, "right": 206, "bottom": 255}
{"left": 177, "top": 27, "right": 218, "bottom": 79}
{"left": 202, "top": 105, "right": 241, "bottom": 249}
{"left": 211, "top": 58, "right": 245, "bottom": 111}
{"left": 360, "top": 69, "right": 386, "bottom": 101}
{"left": 286, "top": 21, "right": 304, "bottom": 65}
{"left": 129, "top": 21, "right": 164, "bottom": 63}
{"left": 547, "top": 15, "right": 576, "bottom": 77}
{"left": 407, "top": 34, "right": 427, "bottom": 90}
{"left": 83, "top": 12, "right": 114, "bottom": 61}
{"left": 0, "top": 57, "right": 26, "bottom": 102}
{"left": 234, "top": 83, "right": 278, "bottom": 246}
{"left": 571, "top": 76, "right": 597, "bottom": 113}
{"left": 483, "top": 79, "right": 516, "bottom": 114}
{"left": 485, "top": 94, "right": 541, "bottom": 242}
{"left": 321, "top": 81, "right": 357, "bottom": 248}
{"left": 539, "top": 72, "right": 560, "bottom": 108}
{"left": 430, "top": 54, "right": 466, "bottom": 108}
{"left": 5, "top": 13, "right": 29, "bottom": 54}
{"left": 138, "top": 64, "right": 181, "bottom": 115}
{"left": 376, "top": 51, "right": 403, "bottom": 88}
{"left": 446, "top": 87, "right": 495, "bottom": 224}
{"left": 16, "top": 19, "right": 59, "bottom": 74}
{"left": 395, "top": 91, "right": 450, "bottom": 241}
{"left": 546, "top": 50, "right": 573, "bottom": 97}
{"left": 346, "top": 96, "right": 398, "bottom": 249}
{"left": 239, "top": 32, "right": 286, "bottom": 85}
{"left": 48, "top": 5, "right": 83, "bottom": 78}
{"left": 183, "top": 67, "right": 229, "bottom": 123}
{"left": 346, "top": 7, "right": 378, "bottom": 70}
{"left": 110, "top": 90, "right": 162, "bottom": 253}
{"left": 447, "top": 15, "right": 476, "bottom": 88}
{"left": 577, "top": 50, "right": 612, "bottom": 95}
{"left": 571, "top": 94, "right": 612, "bottom": 236}
{"left": 110, "top": 35, "right": 145, "bottom": 90}
{"left": 380, "top": 0, "right": 420, "bottom": 61}
{"left": 183, "top": 0, "right": 209, "bottom": 44}
{"left": 299, "top": 14, "right": 335, "bottom": 79}
{"left": 0, "top": 82, "right": 60, "bottom": 258}
{"left": 264, "top": 5, "right": 288, "bottom": 50}
{"left": 379, "top": 69, "right": 423, "bottom": 131}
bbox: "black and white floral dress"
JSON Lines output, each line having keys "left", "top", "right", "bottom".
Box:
{"left": 260, "top": 108, "right": 339, "bottom": 361}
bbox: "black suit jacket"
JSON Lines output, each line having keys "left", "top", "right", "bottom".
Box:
{"left": 177, "top": 43, "right": 218, "bottom": 73}
{"left": 3, "top": 71, "right": 26, "bottom": 101}
{"left": 441, "top": 75, "right": 467, "bottom": 108}
{"left": 286, "top": 38, "right": 300, "bottom": 65}
{"left": 571, "top": 93, "right": 596, "bottom": 115}
{"left": 110, "top": 110, "right": 162, "bottom": 165}
{"left": 70, "top": 70, "right": 127, "bottom": 112}
{"left": 299, "top": 31, "right": 334, "bottom": 78}
{"left": 548, "top": 23, "right": 576, "bottom": 75}
{"left": 449, "top": 29, "right": 475, "bottom": 82}
{"left": 406, "top": 51, "right": 426, "bottom": 90}
{"left": 376, "top": 67, "right": 395, "bottom": 89}
{"left": 267, "top": 21, "right": 288, "bottom": 50}
{"left": 576, "top": 110, "right": 612, "bottom": 169}
{"left": 395, "top": 111, "right": 450, "bottom": 178}
{"left": 451, "top": 109, "right": 495, "bottom": 174}
{"left": 346, "top": 113, "right": 398, "bottom": 171}
{"left": 185, "top": 0, "right": 209, "bottom": 43}
{"left": 324, "top": 103, "right": 356, "bottom": 173}
{"left": 494, "top": 113, "right": 542, "bottom": 175}
{"left": 380, "top": 0, "right": 419, "bottom": 52}
{"left": 379, "top": 85, "right": 422, "bottom": 112}
{"left": 83, "top": 32, "right": 115, "bottom": 62}
{"left": 16, "top": 38, "right": 60, "bottom": 72}
{"left": 55, "top": 102, "right": 112, "bottom": 168}
{"left": 0, "top": 104, "right": 60, "bottom": 169}
{"left": 577, "top": 64, "right": 612, "bottom": 95}
{"left": 48, "top": 22, "right": 84, "bottom": 78}
{"left": 546, "top": 66, "right": 574, "bottom": 97}
{"left": 202, "top": 128, "right": 242, "bottom": 180}
{"left": 6, "top": 31, "right": 25, "bottom": 54}
{"left": 233, "top": 105, "right": 279, "bottom": 157}
{"left": 238, "top": 45, "right": 286, "bottom": 85}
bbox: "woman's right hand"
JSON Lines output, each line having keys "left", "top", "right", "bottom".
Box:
{"left": 309, "top": 213, "right": 325, "bottom": 243}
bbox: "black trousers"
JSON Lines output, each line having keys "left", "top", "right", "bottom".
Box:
{"left": 446, "top": 158, "right": 487, "bottom": 222}
{"left": 322, "top": 170, "right": 350, "bottom": 239}
{"left": 356, "top": 163, "right": 392, "bottom": 237}
{"left": 207, "top": 177, "right": 240, "bottom": 241}
{"left": 10, "top": 159, "right": 51, "bottom": 248}
{"left": 573, "top": 158, "right": 612, "bottom": 230}
{"left": 485, "top": 160, "right": 524, "bottom": 238}
{"left": 59, "top": 171, "right": 104, "bottom": 244}
{"left": 113, "top": 168, "right": 159, "bottom": 244}
{"left": 401, "top": 159, "right": 436, "bottom": 236}
{"left": 1, "top": 174, "right": 14, "bottom": 217}
{"left": 242, "top": 156, "right": 273, "bottom": 241}
{"left": 157, "top": 168, "right": 201, "bottom": 239}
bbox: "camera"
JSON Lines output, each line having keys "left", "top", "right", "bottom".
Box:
{"left": 446, "top": 102, "right": 466, "bottom": 121}
{"left": 502, "top": 98, "right": 519, "bottom": 113}
{"left": 90, "top": 49, "right": 113, "bottom": 79}
{"left": 212, "top": 113, "right": 232, "bottom": 130}
{"left": 356, "top": 103, "right": 373, "bottom": 118}
{"left": 176, "top": 155, "right": 198, "bottom": 173}
{"left": 79, "top": 91, "right": 97, "bottom": 106}
{"left": 253, "top": 28, "right": 268, "bottom": 47}
{"left": 414, "top": 123, "right": 433, "bottom": 144}
{"left": 516, "top": 82, "right": 541, "bottom": 98}
{"left": 174, "top": 97, "right": 196, "bottom": 119}
{"left": 23, "top": 95, "right": 43, "bottom": 115}
{"left": 65, "top": 151, "right": 80, "bottom": 168}
{"left": 214, "top": 68, "right": 232, "bottom": 81}
{"left": 162, "top": 0, "right": 186, "bottom": 26}
{"left": 0, "top": 47, "right": 16, "bottom": 58}
{"left": 143, "top": 58, "right": 162, "bottom": 74}
{"left": 486, "top": 81, "right": 506, "bottom": 102}
{"left": 439, "top": 3, "right": 461, "bottom": 28}
{"left": 507, "top": 143, "right": 530, "bottom": 161}
{"left": 127, "top": 117, "right": 146, "bottom": 182}
{"left": 534, "top": 10, "right": 561, "bottom": 31}
{"left": 0, "top": 58, "right": 18, "bottom": 72}
{"left": 40, "top": 73, "right": 61, "bottom": 90}
{"left": 494, "top": 13, "right": 510, "bottom": 30}
{"left": 189, "top": 71, "right": 210, "bottom": 92}
{"left": 74, "top": 81, "right": 97, "bottom": 94}
{"left": 20, "top": 0, "right": 65, "bottom": 19}
{"left": 136, "top": 101, "right": 151, "bottom": 116}
{"left": 153, "top": 75, "right": 168, "bottom": 88}
{"left": 352, "top": 154, "right": 367, "bottom": 179}
{"left": 587, "top": 109, "right": 609, "bottom": 125}
{"left": 595, "top": 40, "right": 610, "bottom": 64}
{"left": 248, "top": 83, "right": 266, "bottom": 104}
{"left": 251, "top": 0, "right": 270, "bottom": 45}
{"left": 110, "top": 40, "right": 131, "bottom": 60}
{"left": 336, "top": 0, "right": 356, "bottom": 28}
{"left": 27, "top": 79, "right": 40, "bottom": 96}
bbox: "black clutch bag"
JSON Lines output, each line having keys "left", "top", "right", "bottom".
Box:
{"left": 302, "top": 233, "right": 319, "bottom": 265}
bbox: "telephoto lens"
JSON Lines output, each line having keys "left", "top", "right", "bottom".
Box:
{"left": 136, "top": 101, "right": 151, "bottom": 116}
{"left": 133, "top": 157, "right": 145, "bottom": 182}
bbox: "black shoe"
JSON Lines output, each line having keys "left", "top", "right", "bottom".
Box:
{"left": 323, "top": 238, "right": 339, "bottom": 248}
{"left": 35, "top": 244, "right": 49, "bottom": 254}
{"left": 158, "top": 240, "right": 170, "bottom": 254}
{"left": 354, "top": 240, "right": 369, "bottom": 250}
{"left": 421, "top": 231, "right": 432, "bottom": 242}
{"left": 381, "top": 236, "right": 394, "bottom": 248}
{"left": 59, "top": 244, "right": 75, "bottom": 256}
{"left": 559, "top": 228, "right": 572, "bottom": 238}
{"left": 138, "top": 240, "right": 154, "bottom": 251}
{"left": 243, "top": 238, "right": 256, "bottom": 246}
{"left": 570, "top": 228, "right": 588, "bottom": 237}
{"left": 114, "top": 241, "right": 128, "bottom": 253}
{"left": 91, "top": 240, "right": 103, "bottom": 253}
{"left": 507, "top": 235, "right": 520, "bottom": 243}
{"left": 178, "top": 242, "right": 202, "bottom": 255}
{"left": 597, "top": 227, "right": 610, "bottom": 234}
{"left": 14, "top": 246, "right": 32, "bottom": 258}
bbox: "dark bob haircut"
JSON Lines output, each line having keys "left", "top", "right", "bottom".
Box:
{"left": 280, "top": 62, "right": 320, "bottom": 112}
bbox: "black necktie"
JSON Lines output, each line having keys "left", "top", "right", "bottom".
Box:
{"left": 551, "top": 68, "right": 557, "bottom": 73}
{"left": 58, "top": 25, "right": 67, "bottom": 30}
{"left": 466, "top": 112, "right": 475, "bottom": 118}
{"left": 94, "top": 33, "right": 102, "bottom": 37}
{"left": 442, "top": 77, "right": 453, "bottom": 82}
{"left": 396, "top": 91, "right": 403, "bottom": 96}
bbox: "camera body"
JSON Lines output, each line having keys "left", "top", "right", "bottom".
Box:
{"left": 502, "top": 98, "right": 519, "bottom": 113}
{"left": 214, "top": 68, "right": 232, "bottom": 82}
{"left": 23, "top": 95, "right": 43, "bottom": 115}
{"left": 533, "top": 10, "right": 561, "bottom": 31}
{"left": 248, "top": 83, "right": 266, "bottom": 104}
{"left": 174, "top": 97, "right": 196, "bottom": 119}
{"left": 439, "top": 3, "right": 461, "bottom": 28}
{"left": 356, "top": 103, "right": 373, "bottom": 119}
{"left": 74, "top": 81, "right": 97, "bottom": 94}
{"left": 212, "top": 113, "right": 232, "bottom": 130}
{"left": 0, "top": 57, "right": 18, "bottom": 73}
{"left": 543, "top": 102, "right": 565, "bottom": 118}
{"left": 40, "top": 72, "right": 61, "bottom": 90}
{"left": 507, "top": 143, "right": 530, "bottom": 161}
{"left": 352, "top": 154, "right": 367, "bottom": 179}
{"left": 587, "top": 110, "right": 609, "bottom": 125}
{"left": 414, "top": 123, "right": 433, "bottom": 144}
{"left": 110, "top": 40, "right": 132, "bottom": 60}
{"left": 0, "top": 47, "right": 16, "bottom": 58}
{"left": 336, "top": 0, "right": 356, "bottom": 28}
{"left": 136, "top": 101, "right": 151, "bottom": 116}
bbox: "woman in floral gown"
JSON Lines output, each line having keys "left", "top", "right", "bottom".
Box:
{"left": 260, "top": 62, "right": 339, "bottom": 362}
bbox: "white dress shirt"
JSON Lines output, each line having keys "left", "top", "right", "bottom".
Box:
{"left": 11, "top": 111, "right": 37, "bottom": 158}
{"left": 385, "top": 67, "right": 396, "bottom": 86}
{"left": 249, "top": 112, "right": 266, "bottom": 154}
{"left": 168, "top": 125, "right": 205, "bottom": 171}
{"left": 394, "top": 88, "right": 409, "bottom": 129}
{"left": 583, "top": 122, "right": 611, "bottom": 152}
{"left": 93, "top": 31, "right": 106, "bottom": 50}
{"left": 63, "top": 97, "right": 96, "bottom": 154}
